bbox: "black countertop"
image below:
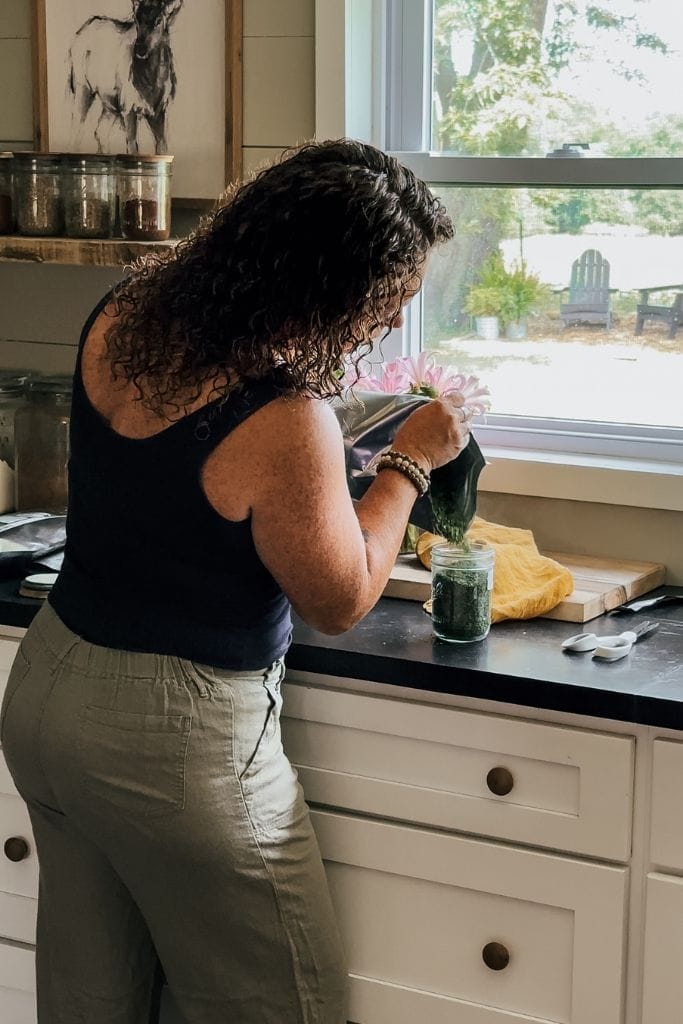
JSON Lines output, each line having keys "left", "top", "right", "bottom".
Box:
{"left": 2, "top": 578, "right": 683, "bottom": 730}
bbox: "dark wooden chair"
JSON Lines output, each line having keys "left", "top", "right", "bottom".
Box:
{"left": 635, "top": 292, "right": 683, "bottom": 339}
{"left": 559, "top": 248, "right": 612, "bottom": 328}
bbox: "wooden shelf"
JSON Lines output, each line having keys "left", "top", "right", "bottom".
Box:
{"left": 0, "top": 235, "right": 179, "bottom": 267}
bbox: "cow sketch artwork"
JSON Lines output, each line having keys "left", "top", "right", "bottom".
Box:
{"left": 41, "top": 0, "right": 228, "bottom": 199}
{"left": 68, "top": 0, "right": 184, "bottom": 155}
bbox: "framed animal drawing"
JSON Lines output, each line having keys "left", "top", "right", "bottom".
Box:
{"left": 31, "top": 0, "right": 242, "bottom": 200}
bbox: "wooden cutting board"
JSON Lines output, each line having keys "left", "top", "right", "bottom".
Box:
{"left": 384, "top": 552, "right": 666, "bottom": 623}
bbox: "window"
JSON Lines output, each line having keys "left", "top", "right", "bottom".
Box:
{"left": 381, "top": 0, "right": 683, "bottom": 462}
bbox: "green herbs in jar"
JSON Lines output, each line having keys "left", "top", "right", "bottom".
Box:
{"left": 431, "top": 541, "right": 494, "bottom": 643}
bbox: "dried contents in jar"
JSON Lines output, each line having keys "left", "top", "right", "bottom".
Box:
{"left": 0, "top": 153, "right": 13, "bottom": 233}
{"left": 117, "top": 154, "right": 173, "bottom": 241}
{"left": 65, "top": 197, "right": 113, "bottom": 238}
{"left": 14, "top": 154, "right": 64, "bottom": 236}
{"left": 431, "top": 542, "right": 494, "bottom": 644}
{"left": 62, "top": 155, "right": 116, "bottom": 238}
{"left": 0, "top": 193, "right": 11, "bottom": 234}
{"left": 122, "top": 198, "right": 169, "bottom": 241}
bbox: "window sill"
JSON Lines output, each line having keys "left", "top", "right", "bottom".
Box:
{"left": 479, "top": 446, "right": 683, "bottom": 512}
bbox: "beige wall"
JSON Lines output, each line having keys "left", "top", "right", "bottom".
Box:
{"left": 1, "top": 0, "right": 681, "bottom": 583}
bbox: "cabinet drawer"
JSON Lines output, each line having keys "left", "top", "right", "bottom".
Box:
{"left": 650, "top": 739, "right": 683, "bottom": 871}
{"left": 0, "top": 942, "right": 36, "bottom": 1024}
{"left": 0, "top": 890, "right": 36, "bottom": 945}
{"left": 312, "top": 809, "right": 627, "bottom": 1024}
{"left": 641, "top": 873, "right": 683, "bottom": 1023}
{"left": 0, "top": 787, "right": 37, "bottom": 901}
{"left": 283, "top": 684, "right": 633, "bottom": 861}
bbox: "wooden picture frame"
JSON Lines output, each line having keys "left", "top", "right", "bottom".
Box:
{"left": 31, "top": 0, "right": 242, "bottom": 200}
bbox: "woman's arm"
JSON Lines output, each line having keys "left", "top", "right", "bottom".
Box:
{"left": 249, "top": 395, "right": 469, "bottom": 634}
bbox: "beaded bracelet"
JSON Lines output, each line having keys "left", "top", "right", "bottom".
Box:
{"left": 376, "top": 449, "right": 430, "bottom": 496}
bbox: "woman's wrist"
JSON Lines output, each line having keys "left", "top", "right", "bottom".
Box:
{"left": 376, "top": 449, "right": 430, "bottom": 496}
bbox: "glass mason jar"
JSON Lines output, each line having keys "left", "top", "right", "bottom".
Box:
{"left": 117, "top": 154, "right": 173, "bottom": 241}
{"left": 0, "top": 376, "right": 29, "bottom": 468}
{"left": 13, "top": 152, "right": 64, "bottom": 236}
{"left": 62, "top": 154, "right": 116, "bottom": 238}
{"left": 0, "top": 152, "right": 13, "bottom": 233}
{"left": 14, "top": 376, "right": 72, "bottom": 513}
{"left": 431, "top": 541, "right": 495, "bottom": 644}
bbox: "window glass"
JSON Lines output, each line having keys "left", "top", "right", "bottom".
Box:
{"left": 422, "top": 185, "right": 683, "bottom": 427}
{"left": 432, "top": 0, "right": 683, "bottom": 158}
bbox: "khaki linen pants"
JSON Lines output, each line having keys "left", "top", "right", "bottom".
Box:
{"left": 0, "top": 602, "right": 347, "bottom": 1024}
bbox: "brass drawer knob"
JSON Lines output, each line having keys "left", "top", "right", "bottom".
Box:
{"left": 482, "top": 941, "right": 510, "bottom": 971}
{"left": 4, "top": 837, "right": 30, "bottom": 862}
{"left": 486, "top": 766, "right": 514, "bottom": 796}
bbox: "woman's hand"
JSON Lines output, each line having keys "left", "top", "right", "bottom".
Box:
{"left": 392, "top": 395, "right": 472, "bottom": 473}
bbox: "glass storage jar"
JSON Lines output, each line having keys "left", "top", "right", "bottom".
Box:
{"left": 431, "top": 541, "right": 495, "bottom": 644}
{"left": 14, "top": 376, "right": 72, "bottom": 513}
{"left": 117, "top": 154, "right": 173, "bottom": 241}
{"left": 62, "top": 154, "right": 116, "bottom": 238}
{"left": 13, "top": 152, "right": 64, "bottom": 236}
{"left": 0, "top": 152, "right": 13, "bottom": 233}
{"left": 0, "top": 375, "right": 29, "bottom": 468}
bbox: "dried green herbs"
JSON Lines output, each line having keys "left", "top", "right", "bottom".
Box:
{"left": 431, "top": 542, "right": 494, "bottom": 643}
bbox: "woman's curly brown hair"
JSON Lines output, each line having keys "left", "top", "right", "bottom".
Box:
{"left": 106, "top": 138, "right": 454, "bottom": 416}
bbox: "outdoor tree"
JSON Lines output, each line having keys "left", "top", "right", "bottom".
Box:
{"left": 425, "top": 0, "right": 670, "bottom": 340}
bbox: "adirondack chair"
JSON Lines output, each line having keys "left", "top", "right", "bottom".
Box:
{"left": 635, "top": 292, "right": 683, "bottom": 339}
{"left": 559, "top": 249, "right": 612, "bottom": 328}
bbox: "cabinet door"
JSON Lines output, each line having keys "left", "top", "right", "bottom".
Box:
{"left": 311, "top": 809, "right": 628, "bottom": 1024}
{"left": 650, "top": 739, "right": 683, "bottom": 872}
{"left": 0, "top": 942, "right": 36, "bottom": 1024}
{"left": 0, "top": 637, "right": 19, "bottom": 707}
{"left": 283, "top": 683, "right": 633, "bottom": 861}
{"left": 0, "top": 755, "right": 38, "bottom": 943}
{"left": 641, "top": 873, "right": 683, "bottom": 1023}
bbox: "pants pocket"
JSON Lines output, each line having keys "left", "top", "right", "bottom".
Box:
{"left": 235, "top": 670, "right": 302, "bottom": 835}
{"left": 0, "top": 647, "right": 31, "bottom": 743}
{"left": 79, "top": 706, "right": 191, "bottom": 819}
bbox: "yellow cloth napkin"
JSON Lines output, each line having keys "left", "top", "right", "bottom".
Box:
{"left": 416, "top": 517, "right": 574, "bottom": 623}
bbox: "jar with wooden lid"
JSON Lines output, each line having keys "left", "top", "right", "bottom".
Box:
{"left": 117, "top": 154, "right": 173, "bottom": 241}
{"left": 14, "top": 376, "right": 72, "bottom": 513}
{"left": 62, "top": 154, "right": 116, "bottom": 238}
{"left": 13, "top": 152, "right": 64, "bottom": 236}
{"left": 0, "top": 153, "right": 13, "bottom": 233}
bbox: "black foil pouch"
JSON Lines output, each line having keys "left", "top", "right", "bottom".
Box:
{"left": 333, "top": 391, "right": 486, "bottom": 538}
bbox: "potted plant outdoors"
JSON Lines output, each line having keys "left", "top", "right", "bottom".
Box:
{"left": 463, "top": 252, "right": 508, "bottom": 340}
{"left": 498, "top": 262, "right": 548, "bottom": 340}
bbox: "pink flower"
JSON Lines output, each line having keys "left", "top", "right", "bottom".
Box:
{"left": 343, "top": 351, "right": 491, "bottom": 413}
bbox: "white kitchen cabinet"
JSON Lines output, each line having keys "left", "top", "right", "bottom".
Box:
{"left": 0, "top": 636, "right": 20, "bottom": 705}
{"left": 312, "top": 808, "right": 628, "bottom": 1024}
{"left": 0, "top": 635, "right": 680, "bottom": 1024}
{"left": 641, "top": 873, "right": 683, "bottom": 1023}
{"left": 0, "top": 941, "right": 36, "bottom": 1024}
{"left": 282, "top": 683, "right": 634, "bottom": 861}
{"left": 649, "top": 739, "right": 683, "bottom": 872}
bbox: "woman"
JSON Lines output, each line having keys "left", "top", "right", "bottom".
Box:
{"left": 1, "top": 140, "right": 470, "bottom": 1023}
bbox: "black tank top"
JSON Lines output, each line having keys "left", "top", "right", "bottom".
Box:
{"left": 50, "top": 292, "right": 292, "bottom": 669}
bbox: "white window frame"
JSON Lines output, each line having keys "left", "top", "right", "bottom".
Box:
{"left": 315, "top": 0, "right": 683, "bottom": 509}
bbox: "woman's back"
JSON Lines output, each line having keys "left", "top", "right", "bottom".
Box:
{"left": 49, "top": 294, "right": 293, "bottom": 670}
